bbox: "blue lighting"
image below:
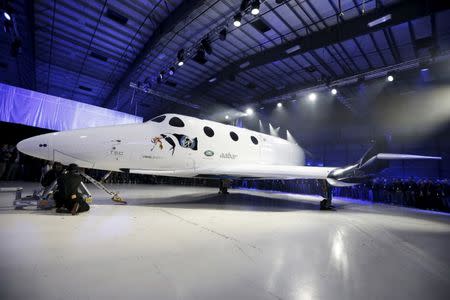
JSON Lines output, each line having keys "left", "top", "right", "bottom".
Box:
{"left": 4, "top": 11, "right": 11, "bottom": 21}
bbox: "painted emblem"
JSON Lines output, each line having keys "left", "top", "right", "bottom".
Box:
{"left": 220, "top": 152, "right": 238, "bottom": 159}
{"left": 204, "top": 150, "right": 214, "bottom": 157}
{"left": 151, "top": 133, "right": 198, "bottom": 155}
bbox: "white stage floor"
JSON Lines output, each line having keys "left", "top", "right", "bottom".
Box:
{"left": 1, "top": 182, "right": 449, "bottom": 300}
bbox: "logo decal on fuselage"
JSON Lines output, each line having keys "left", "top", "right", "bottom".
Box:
{"left": 204, "top": 150, "right": 214, "bottom": 157}
{"left": 151, "top": 133, "right": 198, "bottom": 156}
{"left": 220, "top": 152, "right": 238, "bottom": 159}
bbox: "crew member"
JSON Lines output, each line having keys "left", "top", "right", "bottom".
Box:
{"left": 38, "top": 162, "right": 64, "bottom": 209}
{"left": 41, "top": 162, "right": 63, "bottom": 188}
{"left": 58, "top": 163, "right": 90, "bottom": 215}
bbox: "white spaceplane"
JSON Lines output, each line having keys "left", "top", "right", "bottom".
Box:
{"left": 17, "top": 114, "right": 441, "bottom": 209}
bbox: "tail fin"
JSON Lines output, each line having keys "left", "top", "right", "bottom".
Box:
{"left": 327, "top": 138, "right": 441, "bottom": 187}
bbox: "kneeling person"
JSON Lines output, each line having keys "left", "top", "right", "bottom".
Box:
{"left": 61, "top": 164, "right": 90, "bottom": 215}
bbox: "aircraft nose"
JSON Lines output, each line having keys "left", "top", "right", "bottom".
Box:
{"left": 17, "top": 134, "right": 52, "bottom": 161}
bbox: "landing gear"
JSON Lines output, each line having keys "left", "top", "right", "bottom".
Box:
{"left": 218, "top": 179, "right": 231, "bottom": 195}
{"left": 320, "top": 180, "right": 335, "bottom": 210}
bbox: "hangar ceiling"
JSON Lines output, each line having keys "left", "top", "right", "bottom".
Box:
{"left": 1, "top": 0, "right": 450, "bottom": 119}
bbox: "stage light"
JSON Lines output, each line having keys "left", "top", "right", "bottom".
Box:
{"left": 331, "top": 88, "right": 337, "bottom": 95}
{"left": 277, "top": 102, "right": 282, "bottom": 108}
{"left": 201, "top": 37, "right": 213, "bottom": 55}
{"left": 219, "top": 28, "right": 227, "bottom": 41}
{"left": 387, "top": 75, "right": 394, "bottom": 82}
{"left": 193, "top": 48, "right": 207, "bottom": 64}
{"left": 169, "top": 67, "right": 175, "bottom": 76}
{"left": 233, "top": 13, "right": 242, "bottom": 27}
{"left": 245, "top": 108, "right": 254, "bottom": 115}
{"left": 308, "top": 93, "right": 317, "bottom": 101}
{"left": 251, "top": 0, "right": 260, "bottom": 15}
{"left": 225, "top": 115, "right": 229, "bottom": 120}
{"left": 421, "top": 68, "right": 429, "bottom": 72}
{"left": 4, "top": 11, "right": 11, "bottom": 21}
{"left": 177, "top": 49, "right": 184, "bottom": 66}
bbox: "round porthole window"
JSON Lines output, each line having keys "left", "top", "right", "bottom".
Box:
{"left": 230, "top": 131, "right": 239, "bottom": 141}
{"left": 251, "top": 136, "right": 258, "bottom": 145}
{"left": 203, "top": 126, "right": 214, "bottom": 137}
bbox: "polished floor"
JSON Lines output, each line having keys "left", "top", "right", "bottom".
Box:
{"left": 1, "top": 182, "right": 449, "bottom": 300}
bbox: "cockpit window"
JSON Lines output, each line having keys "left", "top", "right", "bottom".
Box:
{"left": 150, "top": 115, "right": 166, "bottom": 123}
{"left": 169, "top": 116, "right": 185, "bottom": 127}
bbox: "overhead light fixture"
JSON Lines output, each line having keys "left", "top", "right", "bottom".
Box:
{"left": 277, "top": 102, "right": 282, "bottom": 108}
{"left": 219, "top": 28, "right": 227, "bottom": 41}
{"left": 3, "top": 11, "right": 11, "bottom": 21}
{"left": 208, "top": 77, "right": 217, "bottom": 83}
{"left": 169, "top": 67, "right": 175, "bottom": 76}
{"left": 251, "top": 0, "right": 260, "bottom": 15}
{"left": 308, "top": 93, "right": 317, "bottom": 101}
{"left": 233, "top": 13, "right": 242, "bottom": 27}
{"left": 239, "top": 61, "right": 250, "bottom": 69}
{"left": 285, "top": 44, "right": 301, "bottom": 54}
{"left": 368, "top": 14, "right": 391, "bottom": 28}
{"left": 225, "top": 115, "right": 229, "bottom": 120}
{"left": 421, "top": 68, "right": 429, "bottom": 72}
{"left": 331, "top": 88, "right": 337, "bottom": 95}
{"left": 245, "top": 108, "right": 254, "bottom": 115}
{"left": 193, "top": 48, "right": 207, "bottom": 65}
{"left": 201, "top": 37, "right": 213, "bottom": 55}
{"left": 387, "top": 72, "right": 394, "bottom": 82}
{"left": 157, "top": 71, "right": 164, "bottom": 83}
{"left": 177, "top": 49, "right": 185, "bottom": 66}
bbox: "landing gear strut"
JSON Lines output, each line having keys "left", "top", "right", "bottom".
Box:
{"left": 320, "top": 180, "right": 334, "bottom": 210}
{"left": 218, "top": 179, "right": 231, "bottom": 195}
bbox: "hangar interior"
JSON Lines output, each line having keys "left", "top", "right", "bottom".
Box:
{"left": 1, "top": 0, "right": 450, "bottom": 299}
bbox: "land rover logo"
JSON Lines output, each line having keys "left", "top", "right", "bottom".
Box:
{"left": 204, "top": 150, "right": 214, "bottom": 157}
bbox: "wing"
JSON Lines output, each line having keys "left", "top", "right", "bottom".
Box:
{"left": 125, "top": 164, "right": 336, "bottom": 180}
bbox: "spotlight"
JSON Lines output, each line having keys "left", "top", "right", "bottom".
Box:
{"left": 233, "top": 13, "right": 242, "bottom": 27}
{"left": 201, "top": 37, "right": 213, "bottom": 55}
{"left": 245, "top": 108, "right": 254, "bottom": 115}
{"left": 169, "top": 67, "right": 175, "bottom": 76}
{"left": 219, "top": 28, "right": 227, "bottom": 41}
{"left": 251, "top": 0, "right": 260, "bottom": 15}
{"left": 177, "top": 49, "right": 184, "bottom": 66}
{"left": 225, "top": 115, "right": 229, "bottom": 120}
{"left": 277, "top": 102, "right": 282, "bottom": 108}
{"left": 193, "top": 48, "right": 207, "bottom": 65}
{"left": 331, "top": 88, "right": 337, "bottom": 95}
{"left": 3, "top": 11, "right": 11, "bottom": 21}
{"left": 387, "top": 75, "right": 394, "bottom": 82}
{"left": 308, "top": 93, "right": 317, "bottom": 101}
{"left": 157, "top": 71, "right": 164, "bottom": 83}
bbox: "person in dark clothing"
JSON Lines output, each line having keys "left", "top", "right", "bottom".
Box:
{"left": 41, "top": 162, "right": 63, "bottom": 188}
{"left": 56, "top": 163, "right": 90, "bottom": 215}
{"left": 36, "top": 162, "right": 64, "bottom": 209}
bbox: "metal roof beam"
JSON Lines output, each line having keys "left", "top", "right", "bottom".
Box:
{"left": 188, "top": 0, "right": 450, "bottom": 97}
{"left": 102, "top": 0, "right": 205, "bottom": 108}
